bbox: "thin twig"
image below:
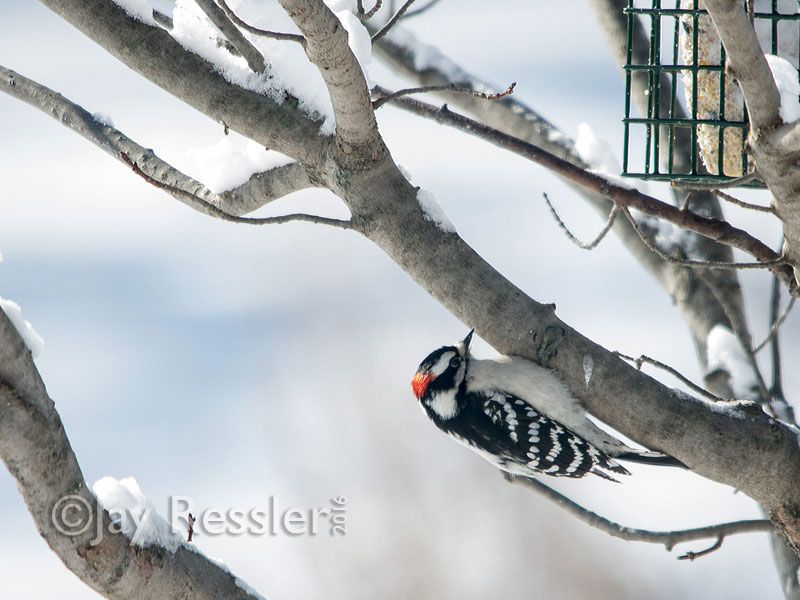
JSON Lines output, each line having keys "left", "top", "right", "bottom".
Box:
{"left": 120, "top": 153, "right": 352, "bottom": 229}
{"left": 754, "top": 296, "right": 796, "bottom": 354}
{"left": 765, "top": 271, "right": 796, "bottom": 422}
{"left": 372, "top": 0, "right": 417, "bottom": 43}
{"left": 359, "top": 0, "right": 382, "bottom": 20}
{"left": 373, "top": 88, "right": 798, "bottom": 294}
{"left": 218, "top": 0, "right": 306, "bottom": 46}
{"left": 678, "top": 536, "right": 724, "bottom": 560}
{"left": 543, "top": 192, "right": 618, "bottom": 250}
{"left": 372, "top": 82, "right": 515, "bottom": 109}
{"left": 195, "top": 0, "right": 266, "bottom": 72}
{"left": 615, "top": 352, "right": 728, "bottom": 403}
{"left": 152, "top": 9, "right": 174, "bottom": 29}
{"left": 620, "top": 206, "right": 785, "bottom": 271}
{"left": 401, "top": 0, "right": 444, "bottom": 19}
{"left": 507, "top": 475, "right": 772, "bottom": 555}
{"left": 671, "top": 172, "right": 759, "bottom": 190}
{"left": 711, "top": 189, "right": 774, "bottom": 213}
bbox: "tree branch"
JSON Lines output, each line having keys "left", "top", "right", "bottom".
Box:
{"left": 217, "top": 0, "right": 306, "bottom": 45}
{"left": 371, "top": 81, "right": 515, "bottom": 109}
{"left": 378, "top": 90, "right": 797, "bottom": 291}
{"left": 370, "top": 12, "right": 750, "bottom": 398}
{"left": 19, "top": 0, "right": 800, "bottom": 565}
{"left": 195, "top": 0, "right": 266, "bottom": 72}
{"left": 0, "top": 66, "right": 317, "bottom": 216}
{"left": 37, "top": 0, "right": 326, "bottom": 165}
{"left": 0, "top": 311, "right": 264, "bottom": 599}
{"left": 621, "top": 205, "right": 784, "bottom": 271}
{"left": 278, "top": 0, "right": 383, "bottom": 161}
{"left": 401, "top": 0, "right": 444, "bottom": 20}
{"left": 120, "top": 153, "right": 353, "bottom": 229}
{"left": 543, "top": 193, "right": 619, "bottom": 250}
{"left": 615, "top": 352, "right": 728, "bottom": 403}
{"left": 702, "top": 0, "right": 800, "bottom": 286}
{"left": 507, "top": 475, "right": 772, "bottom": 553}
{"left": 371, "top": 0, "right": 417, "bottom": 43}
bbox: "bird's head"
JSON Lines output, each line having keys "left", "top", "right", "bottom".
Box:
{"left": 411, "top": 330, "right": 474, "bottom": 414}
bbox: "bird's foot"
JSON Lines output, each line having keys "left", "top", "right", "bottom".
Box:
{"left": 536, "top": 326, "right": 566, "bottom": 366}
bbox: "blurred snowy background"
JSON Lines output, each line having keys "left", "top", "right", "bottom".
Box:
{"left": 1, "top": 1, "right": 798, "bottom": 598}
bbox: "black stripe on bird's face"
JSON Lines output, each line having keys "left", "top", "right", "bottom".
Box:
{"left": 412, "top": 345, "right": 464, "bottom": 401}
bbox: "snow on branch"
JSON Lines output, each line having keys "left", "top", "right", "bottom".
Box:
{"left": 0, "top": 311, "right": 265, "bottom": 600}
{"left": 121, "top": 153, "right": 353, "bottom": 229}
{"left": 371, "top": 81, "right": 515, "bottom": 109}
{"left": 702, "top": 0, "right": 800, "bottom": 288}
{"left": 217, "top": 0, "right": 306, "bottom": 46}
{"left": 39, "top": 0, "right": 328, "bottom": 163}
{"left": 195, "top": 0, "right": 267, "bottom": 72}
{"left": 278, "top": 0, "right": 382, "bottom": 155}
{"left": 377, "top": 89, "right": 798, "bottom": 292}
{"left": 0, "top": 66, "right": 317, "bottom": 217}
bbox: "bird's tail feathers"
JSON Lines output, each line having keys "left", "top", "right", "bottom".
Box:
{"left": 616, "top": 450, "right": 686, "bottom": 468}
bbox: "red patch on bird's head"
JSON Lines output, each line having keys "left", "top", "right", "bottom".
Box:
{"left": 411, "top": 370, "right": 433, "bottom": 399}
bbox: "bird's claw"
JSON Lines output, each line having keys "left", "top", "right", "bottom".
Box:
{"left": 536, "top": 326, "right": 566, "bottom": 366}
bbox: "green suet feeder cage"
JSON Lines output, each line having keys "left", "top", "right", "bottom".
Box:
{"left": 621, "top": 0, "right": 800, "bottom": 187}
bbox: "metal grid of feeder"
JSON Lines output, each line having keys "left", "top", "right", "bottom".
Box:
{"left": 621, "top": 0, "right": 800, "bottom": 187}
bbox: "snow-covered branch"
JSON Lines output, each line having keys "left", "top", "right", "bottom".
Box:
{"left": 38, "top": 0, "right": 327, "bottom": 165}
{"left": 379, "top": 91, "right": 795, "bottom": 290}
{"left": 0, "top": 309, "right": 264, "bottom": 600}
{"left": 370, "top": 17, "right": 753, "bottom": 398}
{"left": 278, "top": 0, "right": 383, "bottom": 160}
{"left": 0, "top": 66, "right": 317, "bottom": 216}
{"left": 195, "top": 0, "right": 266, "bottom": 73}
{"left": 703, "top": 0, "right": 800, "bottom": 287}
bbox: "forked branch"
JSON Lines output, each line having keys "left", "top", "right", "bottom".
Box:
{"left": 0, "top": 66, "right": 317, "bottom": 217}
{"left": 507, "top": 474, "right": 773, "bottom": 556}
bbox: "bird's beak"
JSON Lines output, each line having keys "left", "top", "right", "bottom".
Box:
{"left": 411, "top": 370, "right": 433, "bottom": 399}
{"left": 463, "top": 329, "right": 475, "bottom": 349}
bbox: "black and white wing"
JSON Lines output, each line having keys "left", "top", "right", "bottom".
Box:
{"left": 449, "top": 390, "right": 630, "bottom": 481}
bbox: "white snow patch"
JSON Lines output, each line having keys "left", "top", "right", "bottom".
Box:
{"left": 574, "top": 123, "right": 643, "bottom": 190}
{"left": 397, "top": 163, "right": 414, "bottom": 182}
{"left": 634, "top": 212, "right": 704, "bottom": 260}
{"left": 385, "top": 27, "right": 469, "bottom": 82}
{"left": 185, "top": 135, "right": 293, "bottom": 193}
{"left": 575, "top": 123, "right": 620, "bottom": 175}
{"left": 768, "top": 399, "right": 795, "bottom": 424}
{"left": 583, "top": 354, "right": 594, "bottom": 388}
{"left": 113, "top": 0, "right": 158, "bottom": 26}
{"left": 671, "top": 388, "right": 748, "bottom": 419}
{"left": 333, "top": 9, "right": 372, "bottom": 83}
{"left": 765, "top": 54, "right": 800, "bottom": 123}
{"left": 92, "top": 112, "right": 115, "bottom": 127}
{"left": 169, "top": 0, "right": 334, "bottom": 132}
{"left": 417, "top": 188, "right": 456, "bottom": 233}
{"left": 93, "top": 476, "right": 183, "bottom": 552}
{"left": 706, "top": 325, "right": 758, "bottom": 399}
{"left": 0, "top": 297, "right": 44, "bottom": 359}
{"left": 236, "top": 576, "right": 269, "bottom": 600}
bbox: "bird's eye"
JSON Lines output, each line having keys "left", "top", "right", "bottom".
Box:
{"left": 449, "top": 356, "right": 461, "bottom": 368}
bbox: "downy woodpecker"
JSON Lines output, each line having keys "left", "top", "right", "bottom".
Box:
{"left": 411, "top": 330, "right": 680, "bottom": 481}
